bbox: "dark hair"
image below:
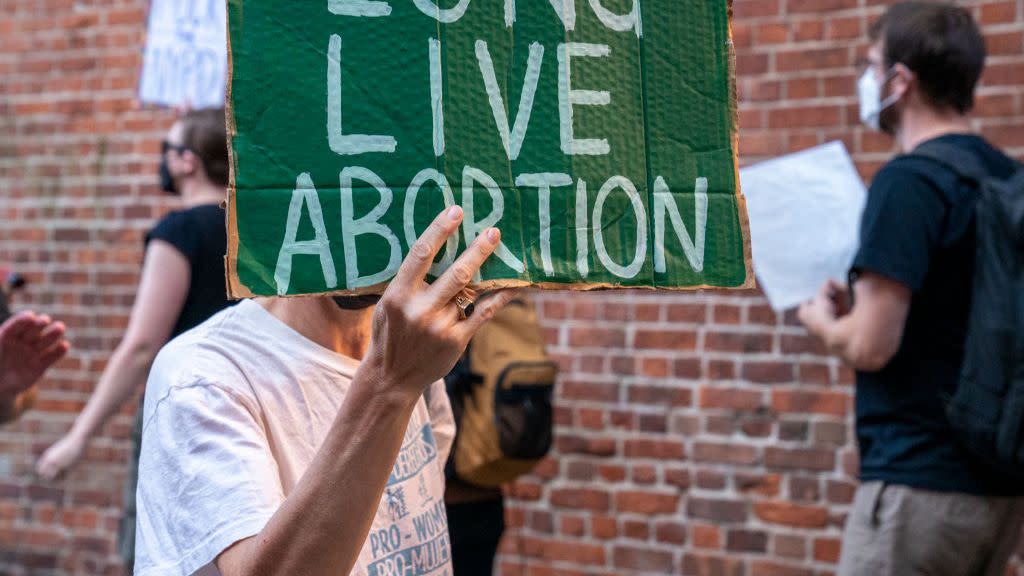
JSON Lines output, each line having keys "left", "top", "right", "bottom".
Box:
{"left": 869, "top": 1, "right": 986, "bottom": 114}
{"left": 180, "top": 108, "right": 230, "bottom": 187}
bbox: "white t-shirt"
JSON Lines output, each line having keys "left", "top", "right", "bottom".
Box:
{"left": 134, "top": 299, "right": 455, "bottom": 576}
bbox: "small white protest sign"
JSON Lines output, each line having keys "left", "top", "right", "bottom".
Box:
{"left": 740, "top": 142, "right": 868, "bottom": 311}
{"left": 138, "top": 0, "right": 227, "bottom": 108}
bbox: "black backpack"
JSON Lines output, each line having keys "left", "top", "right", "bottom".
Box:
{"left": 912, "top": 141, "right": 1024, "bottom": 475}
{"left": 443, "top": 297, "right": 557, "bottom": 487}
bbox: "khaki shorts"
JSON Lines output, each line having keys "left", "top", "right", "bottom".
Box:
{"left": 839, "top": 481, "right": 1024, "bottom": 576}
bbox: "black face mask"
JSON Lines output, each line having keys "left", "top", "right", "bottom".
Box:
{"left": 159, "top": 157, "right": 179, "bottom": 195}
{"left": 332, "top": 294, "right": 381, "bottom": 310}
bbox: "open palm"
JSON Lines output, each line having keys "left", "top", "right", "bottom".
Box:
{"left": 0, "top": 312, "right": 69, "bottom": 396}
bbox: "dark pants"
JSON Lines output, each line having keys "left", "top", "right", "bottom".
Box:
{"left": 446, "top": 497, "right": 505, "bottom": 576}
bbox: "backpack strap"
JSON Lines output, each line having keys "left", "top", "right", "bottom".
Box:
{"left": 909, "top": 140, "right": 989, "bottom": 187}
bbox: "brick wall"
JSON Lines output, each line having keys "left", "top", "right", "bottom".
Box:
{"left": 499, "top": 1, "right": 1024, "bottom": 575}
{"left": 0, "top": 1, "right": 1020, "bottom": 575}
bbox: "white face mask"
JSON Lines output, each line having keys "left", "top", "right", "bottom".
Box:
{"left": 858, "top": 68, "right": 899, "bottom": 131}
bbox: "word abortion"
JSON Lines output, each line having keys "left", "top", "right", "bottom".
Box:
{"left": 275, "top": 169, "right": 708, "bottom": 294}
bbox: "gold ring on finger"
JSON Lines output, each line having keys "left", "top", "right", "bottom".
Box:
{"left": 454, "top": 294, "right": 476, "bottom": 320}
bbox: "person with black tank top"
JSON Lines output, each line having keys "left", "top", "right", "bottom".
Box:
{"left": 798, "top": 5, "right": 1024, "bottom": 575}
{"left": 36, "top": 108, "right": 236, "bottom": 574}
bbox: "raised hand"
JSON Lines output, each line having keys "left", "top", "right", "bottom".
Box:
{"left": 0, "top": 312, "right": 69, "bottom": 398}
{"left": 357, "top": 206, "right": 518, "bottom": 401}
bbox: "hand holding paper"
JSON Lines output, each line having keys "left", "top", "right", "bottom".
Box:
{"left": 740, "top": 142, "right": 867, "bottom": 311}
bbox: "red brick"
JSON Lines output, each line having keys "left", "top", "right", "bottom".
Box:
{"left": 623, "top": 438, "right": 685, "bottom": 460}
{"left": 754, "top": 501, "right": 829, "bottom": 528}
{"left": 569, "top": 327, "right": 625, "bottom": 348}
{"left": 622, "top": 519, "right": 649, "bottom": 540}
{"left": 980, "top": 1, "right": 1018, "bottom": 25}
{"left": 814, "top": 538, "right": 842, "bottom": 562}
{"left": 699, "top": 386, "right": 765, "bottom": 411}
{"left": 742, "top": 361, "right": 796, "bottom": 383}
{"left": 591, "top": 515, "right": 617, "bottom": 540}
{"left": 616, "top": 491, "right": 679, "bottom": 515}
{"left": 687, "top": 498, "right": 748, "bottom": 524}
{"left": 736, "top": 473, "right": 781, "bottom": 497}
{"left": 826, "top": 480, "right": 857, "bottom": 504}
{"left": 666, "top": 303, "right": 705, "bottom": 323}
{"left": 634, "top": 329, "right": 698, "bottom": 351}
{"left": 693, "top": 442, "right": 760, "bottom": 466}
{"left": 691, "top": 524, "right": 722, "bottom": 549}
{"left": 772, "top": 389, "right": 849, "bottom": 415}
{"left": 550, "top": 489, "right": 611, "bottom": 512}
{"left": 559, "top": 515, "right": 585, "bottom": 537}
{"left": 765, "top": 446, "right": 836, "bottom": 472}
{"left": 734, "top": 0, "right": 781, "bottom": 19}
{"left": 774, "top": 534, "right": 807, "bottom": 559}
{"left": 756, "top": 22, "right": 789, "bottom": 44}
{"left": 751, "top": 560, "right": 814, "bottom": 576}
{"left": 776, "top": 47, "right": 849, "bottom": 72}
{"left": 683, "top": 554, "right": 745, "bottom": 576}
{"left": 705, "top": 330, "right": 773, "bottom": 353}
{"left": 627, "top": 384, "right": 692, "bottom": 406}
{"left": 696, "top": 468, "right": 728, "bottom": 490}
{"left": 727, "top": 529, "right": 769, "bottom": 553}
{"left": 655, "top": 521, "right": 687, "bottom": 545}
{"left": 613, "top": 545, "right": 675, "bottom": 573}
{"left": 768, "top": 105, "right": 842, "bottom": 129}
{"left": 560, "top": 380, "right": 620, "bottom": 403}
{"left": 789, "top": 476, "right": 821, "bottom": 502}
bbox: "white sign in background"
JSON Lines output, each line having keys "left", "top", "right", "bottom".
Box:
{"left": 138, "top": 0, "right": 227, "bottom": 108}
{"left": 740, "top": 142, "right": 868, "bottom": 311}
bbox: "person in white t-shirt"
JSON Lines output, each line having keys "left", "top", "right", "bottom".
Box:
{"left": 134, "top": 207, "right": 517, "bottom": 576}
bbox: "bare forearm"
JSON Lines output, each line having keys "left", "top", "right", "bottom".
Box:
{"left": 810, "top": 315, "right": 893, "bottom": 372}
{"left": 71, "top": 343, "right": 155, "bottom": 439}
{"left": 814, "top": 317, "right": 854, "bottom": 360}
{"left": 225, "top": 372, "right": 419, "bottom": 576}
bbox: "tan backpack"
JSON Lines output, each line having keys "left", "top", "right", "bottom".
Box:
{"left": 445, "top": 297, "right": 558, "bottom": 487}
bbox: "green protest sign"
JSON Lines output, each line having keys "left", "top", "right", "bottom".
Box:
{"left": 226, "top": 0, "right": 753, "bottom": 297}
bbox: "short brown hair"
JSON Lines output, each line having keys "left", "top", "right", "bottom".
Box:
{"left": 869, "top": 1, "right": 986, "bottom": 114}
{"left": 180, "top": 108, "right": 229, "bottom": 187}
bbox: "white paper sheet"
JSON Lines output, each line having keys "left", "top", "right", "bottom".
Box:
{"left": 138, "top": 0, "right": 228, "bottom": 108}
{"left": 740, "top": 142, "right": 868, "bottom": 311}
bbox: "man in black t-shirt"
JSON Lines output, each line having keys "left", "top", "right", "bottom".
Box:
{"left": 799, "top": 3, "right": 1024, "bottom": 575}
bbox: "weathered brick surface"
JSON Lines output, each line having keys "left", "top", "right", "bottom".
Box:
{"left": 0, "top": 1, "right": 1020, "bottom": 575}
{"left": 499, "top": 1, "right": 1024, "bottom": 574}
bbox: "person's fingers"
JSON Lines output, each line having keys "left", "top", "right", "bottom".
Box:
{"left": 428, "top": 228, "right": 501, "bottom": 308}
{"left": 33, "top": 323, "right": 67, "bottom": 353}
{"left": 36, "top": 340, "right": 70, "bottom": 370}
{"left": 797, "top": 302, "right": 811, "bottom": 322}
{"left": 455, "top": 289, "right": 519, "bottom": 338}
{"left": 438, "top": 287, "right": 478, "bottom": 325}
{"left": 20, "top": 319, "right": 51, "bottom": 346}
{"left": 0, "top": 312, "right": 40, "bottom": 342}
{"left": 392, "top": 207, "right": 464, "bottom": 292}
